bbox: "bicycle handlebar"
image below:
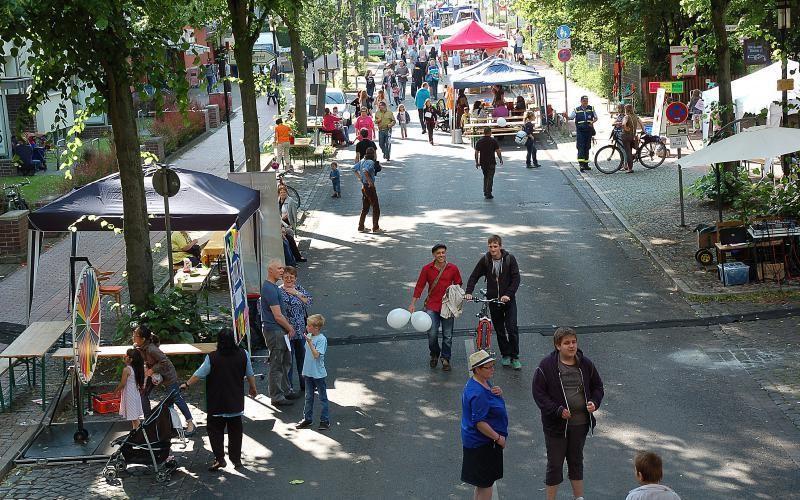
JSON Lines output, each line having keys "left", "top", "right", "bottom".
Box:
{"left": 471, "top": 297, "right": 503, "bottom": 304}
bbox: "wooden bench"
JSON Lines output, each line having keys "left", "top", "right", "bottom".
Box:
{"left": 0, "top": 320, "right": 71, "bottom": 412}
{"left": 52, "top": 342, "right": 217, "bottom": 360}
{"left": 312, "top": 145, "right": 327, "bottom": 167}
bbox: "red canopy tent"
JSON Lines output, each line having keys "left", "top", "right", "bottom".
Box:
{"left": 440, "top": 20, "right": 509, "bottom": 51}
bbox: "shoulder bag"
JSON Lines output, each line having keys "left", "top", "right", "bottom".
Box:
{"left": 423, "top": 264, "right": 447, "bottom": 309}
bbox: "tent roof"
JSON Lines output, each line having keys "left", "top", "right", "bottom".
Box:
{"left": 441, "top": 20, "right": 509, "bottom": 51}
{"left": 679, "top": 126, "right": 800, "bottom": 167}
{"left": 703, "top": 61, "right": 800, "bottom": 115}
{"left": 451, "top": 57, "right": 545, "bottom": 89}
{"left": 29, "top": 167, "right": 260, "bottom": 232}
{"left": 436, "top": 19, "right": 504, "bottom": 38}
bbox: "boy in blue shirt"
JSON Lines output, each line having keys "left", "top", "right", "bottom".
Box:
{"left": 329, "top": 161, "right": 341, "bottom": 198}
{"left": 295, "top": 314, "right": 330, "bottom": 431}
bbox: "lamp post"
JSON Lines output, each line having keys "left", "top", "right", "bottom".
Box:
{"left": 216, "top": 44, "right": 235, "bottom": 172}
{"left": 270, "top": 17, "right": 282, "bottom": 116}
{"left": 777, "top": 0, "right": 791, "bottom": 127}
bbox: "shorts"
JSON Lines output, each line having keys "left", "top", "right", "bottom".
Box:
{"left": 461, "top": 444, "right": 503, "bottom": 488}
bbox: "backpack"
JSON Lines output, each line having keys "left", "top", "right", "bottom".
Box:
{"left": 373, "top": 160, "right": 382, "bottom": 174}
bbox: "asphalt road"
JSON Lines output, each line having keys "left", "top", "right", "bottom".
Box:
{"left": 195, "top": 123, "right": 798, "bottom": 498}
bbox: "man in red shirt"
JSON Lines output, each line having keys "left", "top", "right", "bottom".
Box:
{"left": 409, "top": 244, "right": 463, "bottom": 371}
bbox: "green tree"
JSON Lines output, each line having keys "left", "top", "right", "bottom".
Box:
{"left": 274, "top": 0, "right": 309, "bottom": 133}
{"left": 301, "top": 0, "right": 347, "bottom": 83}
{"left": 1, "top": 0, "right": 192, "bottom": 309}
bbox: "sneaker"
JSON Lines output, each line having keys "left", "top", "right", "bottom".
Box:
{"left": 441, "top": 359, "right": 451, "bottom": 371}
{"left": 286, "top": 392, "right": 302, "bottom": 400}
{"left": 526, "top": 163, "right": 533, "bottom": 168}
{"left": 372, "top": 228, "right": 385, "bottom": 234}
{"left": 429, "top": 355, "right": 438, "bottom": 368}
{"left": 485, "top": 195, "right": 494, "bottom": 199}
{"left": 208, "top": 459, "right": 227, "bottom": 471}
{"left": 272, "top": 398, "right": 293, "bottom": 406}
{"left": 501, "top": 356, "right": 511, "bottom": 367}
{"left": 318, "top": 421, "right": 331, "bottom": 431}
{"left": 295, "top": 419, "right": 313, "bottom": 429}
{"left": 511, "top": 359, "right": 522, "bottom": 370}
{"left": 533, "top": 162, "right": 541, "bottom": 168}
{"left": 358, "top": 228, "right": 370, "bottom": 233}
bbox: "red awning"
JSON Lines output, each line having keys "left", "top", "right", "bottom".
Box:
{"left": 440, "top": 20, "right": 509, "bottom": 51}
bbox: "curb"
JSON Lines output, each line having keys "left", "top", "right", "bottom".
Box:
{"left": 0, "top": 426, "right": 37, "bottom": 480}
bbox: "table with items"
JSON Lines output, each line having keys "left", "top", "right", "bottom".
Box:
{"left": 714, "top": 220, "right": 799, "bottom": 285}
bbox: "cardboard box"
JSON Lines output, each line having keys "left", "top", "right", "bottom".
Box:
{"left": 757, "top": 262, "right": 785, "bottom": 281}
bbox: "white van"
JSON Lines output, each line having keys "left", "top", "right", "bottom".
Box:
{"left": 359, "top": 33, "right": 386, "bottom": 57}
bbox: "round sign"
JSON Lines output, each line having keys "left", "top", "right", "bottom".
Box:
{"left": 153, "top": 168, "right": 181, "bottom": 197}
{"left": 73, "top": 266, "right": 101, "bottom": 385}
{"left": 665, "top": 101, "right": 689, "bottom": 124}
{"left": 557, "top": 49, "right": 572, "bottom": 63}
{"left": 556, "top": 25, "right": 571, "bottom": 39}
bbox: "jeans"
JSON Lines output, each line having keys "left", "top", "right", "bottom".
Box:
{"left": 481, "top": 165, "right": 496, "bottom": 196}
{"left": 262, "top": 328, "right": 291, "bottom": 400}
{"left": 426, "top": 309, "right": 454, "bottom": 360}
{"left": 398, "top": 80, "right": 407, "bottom": 100}
{"left": 207, "top": 415, "right": 243, "bottom": 464}
{"left": 430, "top": 81, "right": 439, "bottom": 99}
{"left": 141, "top": 381, "right": 193, "bottom": 423}
{"left": 332, "top": 179, "right": 341, "bottom": 194}
{"left": 358, "top": 184, "right": 381, "bottom": 231}
{"left": 489, "top": 299, "right": 519, "bottom": 358}
{"left": 378, "top": 129, "right": 392, "bottom": 159}
{"left": 526, "top": 138, "right": 538, "bottom": 165}
{"left": 303, "top": 376, "right": 329, "bottom": 423}
{"left": 544, "top": 424, "right": 590, "bottom": 485}
{"left": 288, "top": 337, "right": 306, "bottom": 391}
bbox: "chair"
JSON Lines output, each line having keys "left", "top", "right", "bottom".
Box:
{"left": 97, "top": 271, "right": 123, "bottom": 317}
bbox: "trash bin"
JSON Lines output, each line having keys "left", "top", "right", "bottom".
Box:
{"left": 453, "top": 128, "right": 463, "bottom": 144}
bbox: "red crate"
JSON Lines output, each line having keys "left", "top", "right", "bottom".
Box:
{"left": 92, "top": 392, "right": 120, "bottom": 414}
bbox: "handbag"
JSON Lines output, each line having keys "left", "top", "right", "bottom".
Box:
{"left": 423, "top": 264, "right": 447, "bottom": 309}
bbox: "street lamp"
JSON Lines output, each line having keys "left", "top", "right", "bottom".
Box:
{"left": 216, "top": 43, "right": 235, "bottom": 172}
{"left": 270, "top": 17, "right": 282, "bottom": 116}
{"left": 777, "top": 0, "right": 791, "bottom": 126}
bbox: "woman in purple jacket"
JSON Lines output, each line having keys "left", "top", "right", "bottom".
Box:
{"left": 532, "top": 327, "right": 604, "bottom": 500}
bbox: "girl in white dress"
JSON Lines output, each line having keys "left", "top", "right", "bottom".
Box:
{"left": 115, "top": 349, "right": 145, "bottom": 429}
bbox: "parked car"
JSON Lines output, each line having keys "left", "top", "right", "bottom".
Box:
{"left": 306, "top": 87, "right": 352, "bottom": 126}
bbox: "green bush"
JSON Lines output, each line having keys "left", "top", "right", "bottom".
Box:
{"left": 113, "top": 287, "right": 209, "bottom": 346}
{"left": 688, "top": 167, "right": 750, "bottom": 204}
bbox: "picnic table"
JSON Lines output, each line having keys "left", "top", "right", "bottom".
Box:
{"left": 174, "top": 266, "right": 212, "bottom": 292}
{"left": 52, "top": 343, "right": 217, "bottom": 360}
{"left": 0, "top": 320, "right": 71, "bottom": 411}
{"left": 201, "top": 232, "right": 226, "bottom": 268}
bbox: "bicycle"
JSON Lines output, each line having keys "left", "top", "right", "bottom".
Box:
{"left": 276, "top": 170, "right": 302, "bottom": 209}
{"left": 3, "top": 180, "right": 30, "bottom": 212}
{"left": 471, "top": 289, "right": 502, "bottom": 352}
{"left": 593, "top": 130, "right": 668, "bottom": 174}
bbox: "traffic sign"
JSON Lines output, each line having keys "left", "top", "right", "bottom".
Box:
{"left": 556, "top": 25, "right": 571, "bottom": 39}
{"left": 665, "top": 102, "right": 689, "bottom": 124}
{"left": 557, "top": 49, "right": 572, "bottom": 63}
{"left": 666, "top": 124, "right": 689, "bottom": 137}
{"left": 557, "top": 38, "right": 571, "bottom": 50}
{"left": 670, "top": 136, "right": 689, "bottom": 149}
{"left": 648, "top": 81, "right": 685, "bottom": 94}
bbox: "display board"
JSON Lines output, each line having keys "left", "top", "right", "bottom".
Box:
{"left": 73, "top": 266, "right": 101, "bottom": 384}
{"left": 224, "top": 228, "right": 250, "bottom": 344}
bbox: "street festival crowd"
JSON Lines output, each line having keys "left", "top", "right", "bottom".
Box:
{"left": 111, "top": 20, "right": 686, "bottom": 500}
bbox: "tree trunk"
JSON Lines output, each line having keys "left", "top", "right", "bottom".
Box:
{"left": 287, "top": 22, "right": 307, "bottom": 134}
{"left": 105, "top": 69, "right": 154, "bottom": 310}
{"left": 361, "top": 2, "right": 369, "bottom": 61}
{"left": 710, "top": 0, "right": 733, "bottom": 128}
{"left": 234, "top": 44, "right": 261, "bottom": 172}
{"left": 350, "top": 0, "right": 359, "bottom": 72}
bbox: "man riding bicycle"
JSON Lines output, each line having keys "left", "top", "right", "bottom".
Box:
{"left": 465, "top": 235, "right": 522, "bottom": 370}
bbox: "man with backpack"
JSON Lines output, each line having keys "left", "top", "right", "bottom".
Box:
{"left": 465, "top": 235, "right": 522, "bottom": 370}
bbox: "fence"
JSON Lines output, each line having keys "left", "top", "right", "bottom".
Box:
{"left": 639, "top": 74, "right": 741, "bottom": 114}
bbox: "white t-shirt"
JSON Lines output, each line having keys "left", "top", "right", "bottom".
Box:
{"left": 625, "top": 484, "right": 682, "bottom": 500}
{"left": 515, "top": 34, "right": 524, "bottom": 48}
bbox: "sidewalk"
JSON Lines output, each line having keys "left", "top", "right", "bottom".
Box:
{"left": 534, "top": 62, "right": 800, "bottom": 296}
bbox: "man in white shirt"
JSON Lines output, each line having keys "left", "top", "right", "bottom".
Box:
{"left": 451, "top": 52, "right": 461, "bottom": 71}
{"left": 514, "top": 31, "right": 525, "bottom": 56}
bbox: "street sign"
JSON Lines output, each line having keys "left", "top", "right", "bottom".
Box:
{"left": 669, "top": 46, "right": 698, "bottom": 77}
{"left": 556, "top": 25, "right": 571, "bottom": 39}
{"left": 648, "top": 81, "right": 685, "bottom": 94}
{"left": 652, "top": 88, "right": 666, "bottom": 136}
{"left": 153, "top": 168, "right": 180, "bottom": 197}
{"left": 665, "top": 102, "right": 689, "bottom": 124}
{"left": 670, "top": 136, "right": 689, "bottom": 149}
{"left": 777, "top": 78, "right": 795, "bottom": 91}
{"left": 744, "top": 39, "right": 771, "bottom": 66}
{"left": 557, "top": 38, "right": 571, "bottom": 50}
{"left": 666, "top": 124, "right": 689, "bottom": 137}
{"left": 557, "top": 49, "right": 572, "bottom": 63}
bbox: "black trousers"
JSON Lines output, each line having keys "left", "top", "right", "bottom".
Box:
{"left": 418, "top": 108, "right": 426, "bottom": 130}
{"left": 489, "top": 299, "right": 518, "bottom": 358}
{"left": 526, "top": 138, "right": 538, "bottom": 165}
{"left": 544, "top": 424, "right": 590, "bottom": 486}
{"left": 576, "top": 127, "right": 593, "bottom": 167}
{"left": 207, "top": 415, "right": 243, "bottom": 464}
{"left": 481, "top": 165, "right": 496, "bottom": 197}
{"left": 291, "top": 337, "right": 305, "bottom": 391}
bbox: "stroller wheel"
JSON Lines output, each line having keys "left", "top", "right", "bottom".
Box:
{"left": 114, "top": 458, "right": 126, "bottom": 473}
{"left": 104, "top": 467, "right": 117, "bottom": 481}
{"left": 156, "top": 471, "right": 170, "bottom": 483}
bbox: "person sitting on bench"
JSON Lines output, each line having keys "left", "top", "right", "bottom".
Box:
{"left": 12, "top": 138, "right": 40, "bottom": 176}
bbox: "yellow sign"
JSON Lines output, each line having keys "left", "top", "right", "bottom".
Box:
{"left": 777, "top": 78, "right": 795, "bottom": 91}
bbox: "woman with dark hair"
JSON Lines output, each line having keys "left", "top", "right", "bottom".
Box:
{"left": 133, "top": 325, "right": 196, "bottom": 435}
{"left": 455, "top": 89, "right": 469, "bottom": 130}
{"left": 353, "top": 146, "right": 382, "bottom": 233}
{"left": 321, "top": 107, "right": 348, "bottom": 145}
{"left": 422, "top": 99, "right": 439, "bottom": 145}
{"left": 182, "top": 328, "right": 258, "bottom": 471}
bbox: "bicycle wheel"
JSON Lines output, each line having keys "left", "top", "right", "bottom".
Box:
{"left": 594, "top": 145, "right": 624, "bottom": 174}
{"left": 286, "top": 185, "right": 301, "bottom": 209}
{"left": 475, "top": 319, "right": 493, "bottom": 351}
{"left": 638, "top": 140, "right": 668, "bottom": 169}
{"left": 12, "top": 198, "right": 29, "bottom": 211}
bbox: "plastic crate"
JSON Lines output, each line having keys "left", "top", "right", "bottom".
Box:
{"left": 644, "top": 124, "right": 653, "bottom": 135}
{"left": 92, "top": 392, "right": 120, "bottom": 414}
{"left": 718, "top": 262, "right": 749, "bottom": 286}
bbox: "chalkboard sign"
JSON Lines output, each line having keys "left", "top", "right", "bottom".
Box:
{"left": 744, "top": 39, "right": 771, "bottom": 66}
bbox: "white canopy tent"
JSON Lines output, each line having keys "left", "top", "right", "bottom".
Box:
{"left": 702, "top": 61, "right": 800, "bottom": 138}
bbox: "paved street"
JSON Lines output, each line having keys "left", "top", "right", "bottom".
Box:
{"left": 1, "top": 66, "right": 799, "bottom": 499}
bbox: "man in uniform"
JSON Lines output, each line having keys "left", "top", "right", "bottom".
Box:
{"left": 568, "top": 95, "right": 597, "bottom": 172}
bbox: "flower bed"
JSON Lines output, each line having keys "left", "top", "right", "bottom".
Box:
{"left": 149, "top": 110, "right": 206, "bottom": 157}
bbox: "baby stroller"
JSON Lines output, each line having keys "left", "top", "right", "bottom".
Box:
{"left": 435, "top": 98, "right": 450, "bottom": 132}
{"left": 103, "top": 389, "right": 181, "bottom": 483}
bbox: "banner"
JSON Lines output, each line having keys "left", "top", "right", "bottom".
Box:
{"left": 224, "top": 228, "right": 250, "bottom": 344}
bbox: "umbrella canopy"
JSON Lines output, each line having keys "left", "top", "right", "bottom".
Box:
{"left": 29, "top": 167, "right": 261, "bottom": 232}
{"left": 436, "top": 19, "right": 504, "bottom": 38}
{"left": 451, "top": 57, "right": 545, "bottom": 89}
{"left": 441, "top": 20, "right": 509, "bottom": 52}
{"left": 679, "top": 126, "right": 800, "bottom": 167}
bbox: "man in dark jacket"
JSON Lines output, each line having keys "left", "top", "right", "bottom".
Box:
{"left": 464, "top": 234, "right": 522, "bottom": 369}
{"left": 532, "top": 327, "right": 604, "bottom": 500}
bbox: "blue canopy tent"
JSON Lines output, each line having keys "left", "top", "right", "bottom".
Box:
{"left": 451, "top": 57, "right": 549, "bottom": 127}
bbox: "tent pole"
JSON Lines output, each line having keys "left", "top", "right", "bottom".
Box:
{"left": 715, "top": 163, "right": 723, "bottom": 222}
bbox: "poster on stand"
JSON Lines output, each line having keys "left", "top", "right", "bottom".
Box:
{"left": 225, "top": 228, "right": 250, "bottom": 344}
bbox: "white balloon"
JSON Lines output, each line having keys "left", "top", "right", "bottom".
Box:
{"left": 497, "top": 117, "right": 507, "bottom": 127}
{"left": 387, "top": 308, "right": 411, "bottom": 330}
{"left": 410, "top": 311, "right": 433, "bottom": 332}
